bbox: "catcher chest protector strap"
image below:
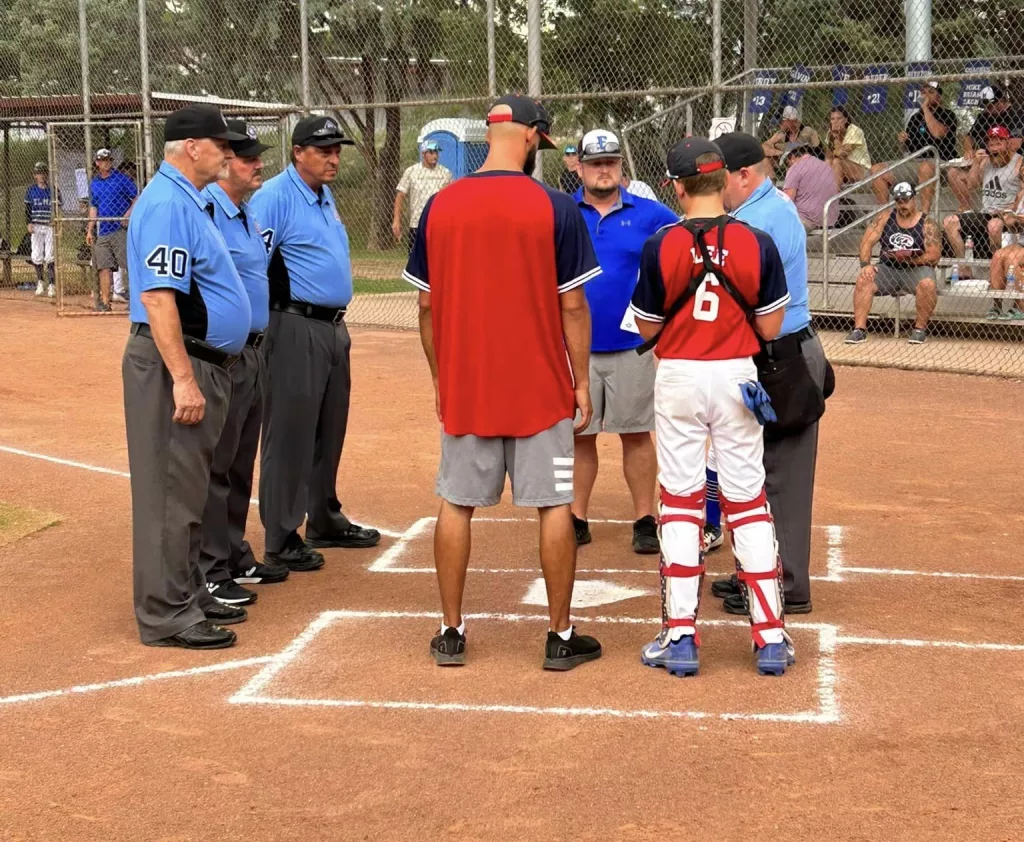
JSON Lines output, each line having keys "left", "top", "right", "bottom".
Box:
{"left": 658, "top": 487, "right": 706, "bottom": 643}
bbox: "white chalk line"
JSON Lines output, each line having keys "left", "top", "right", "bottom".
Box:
{"left": 0, "top": 444, "right": 403, "bottom": 539}
{"left": 228, "top": 609, "right": 838, "bottom": 724}
{"left": 0, "top": 656, "right": 275, "bottom": 707}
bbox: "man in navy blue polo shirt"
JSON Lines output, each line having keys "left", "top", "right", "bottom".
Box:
{"left": 124, "top": 104, "right": 250, "bottom": 650}
{"left": 250, "top": 115, "right": 381, "bottom": 573}
{"left": 570, "top": 129, "right": 679, "bottom": 554}
{"left": 197, "top": 119, "right": 290, "bottom": 610}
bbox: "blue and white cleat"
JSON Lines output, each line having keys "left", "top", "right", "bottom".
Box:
{"left": 641, "top": 635, "right": 700, "bottom": 677}
{"left": 756, "top": 641, "right": 796, "bottom": 676}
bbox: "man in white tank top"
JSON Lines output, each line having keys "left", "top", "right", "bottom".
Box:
{"left": 943, "top": 125, "right": 1023, "bottom": 260}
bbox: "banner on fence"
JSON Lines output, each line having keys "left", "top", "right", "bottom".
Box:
{"left": 959, "top": 60, "right": 993, "bottom": 107}
{"left": 748, "top": 71, "right": 777, "bottom": 114}
{"left": 903, "top": 62, "right": 932, "bottom": 109}
{"left": 863, "top": 66, "right": 890, "bottom": 113}
{"left": 832, "top": 66, "right": 852, "bottom": 106}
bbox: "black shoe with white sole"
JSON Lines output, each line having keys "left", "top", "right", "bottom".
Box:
{"left": 430, "top": 627, "right": 466, "bottom": 666}
{"left": 543, "top": 627, "right": 602, "bottom": 671}
{"left": 206, "top": 580, "right": 257, "bottom": 606}
{"left": 231, "top": 559, "right": 290, "bottom": 585}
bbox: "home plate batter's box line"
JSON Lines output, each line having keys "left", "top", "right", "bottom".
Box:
{"left": 228, "top": 610, "right": 842, "bottom": 725}
{"left": 372, "top": 517, "right": 1024, "bottom": 583}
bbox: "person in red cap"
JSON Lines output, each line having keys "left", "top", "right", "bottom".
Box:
{"left": 403, "top": 94, "right": 603, "bottom": 672}
{"left": 943, "top": 124, "right": 1022, "bottom": 264}
{"left": 629, "top": 137, "right": 795, "bottom": 677}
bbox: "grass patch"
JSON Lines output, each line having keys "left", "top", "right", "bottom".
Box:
{"left": 0, "top": 502, "right": 60, "bottom": 549}
{"left": 353, "top": 277, "right": 411, "bottom": 295}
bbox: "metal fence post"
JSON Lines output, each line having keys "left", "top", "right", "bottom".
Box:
{"left": 300, "top": 0, "right": 310, "bottom": 110}
{"left": 742, "top": 0, "right": 758, "bottom": 133}
{"left": 712, "top": 0, "right": 722, "bottom": 118}
{"left": 138, "top": 0, "right": 154, "bottom": 181}
{"left": 527, "top": 0, "right": 542, "bottom": 179}
{"left": 79, "top": 0, "right": 92, "bottom": 178}
{"left": 487, "top": 0, "right": 496, "bottom": 98}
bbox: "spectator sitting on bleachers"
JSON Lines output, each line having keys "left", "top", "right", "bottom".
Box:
{"left": 782, "top": 142, "right": 839, "bottom": 231}
{"left": 825, "top": 105, "right": 871, "bottom": 189}
{"left": 942, "top": 126, "right": 1021, "bottom": 263}
{"left": 985, "top": 242, "right": 1024, "bottom": 320}
{"left": 763, "top": 106, "right": 822, "bottom": 174}
{"left": 845, "top": 181, "right": 941, "bottom": 346}
{"left": 948, "top": 85, "right": 1023, "bottom": 211}
{"left": 870, "top": 81, "right": 958, "bottom": 215}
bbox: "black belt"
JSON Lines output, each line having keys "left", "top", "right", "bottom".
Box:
{"left": 761, "top": 325, "right": 816, "bottom": 361}
{"left": 272, "top": 301, "right": 346, "bottom": 324}
{"left": 246, "top": 331, "right": 264, "bottom": 348}
{"left": 130, "top": 322, "right": 239, "bottom": 371}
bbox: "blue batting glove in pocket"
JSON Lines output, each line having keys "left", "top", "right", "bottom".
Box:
{"left": 739, "top": 381, "right": 777, "bottom": 425}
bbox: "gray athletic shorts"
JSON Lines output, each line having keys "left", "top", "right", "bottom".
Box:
{"left": 579, "top": 349, "right": 655, "bottom": 436}
{"left": 874, "top": 264, "right": 934, "bottom": 296}
{"left": 94, "top": 228, "right": 128, "bottom": 272}
{"left": 436, "top": 418, "right": 575, "bottom": 508}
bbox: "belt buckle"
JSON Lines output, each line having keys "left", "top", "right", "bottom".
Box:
{"left": 252, "top": 332, "right": 264, "bottom": 349}
{"left": 332, "top": 308, "right": 344, "bottom": 325}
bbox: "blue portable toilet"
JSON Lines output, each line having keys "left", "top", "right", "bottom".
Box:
{"left": 418, "top": 118, "right": 489, "bottom": 179}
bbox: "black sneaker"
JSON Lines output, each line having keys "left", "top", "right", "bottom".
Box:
{"left": 543, "top": 627, "right": 602, "bottom": 671}
{"left": 430, "top": 627, "right": 466, "bottom": 666}
{"left": 231, "top": 559, "right": 290, "bottom": 585}
{"left": 572, "top": 515, "right": 592, "bottom": 546}
{"left": 305, "top": 523, "right": 382, "bottom": 549}
{"left": 722, "top": 593, "right": 812, "bottom": 615}
{"left": 711, "top": 573, "right": 740, "bottom": 599}
{"left": 632, "top": 515, "right": 660, "bottom": 555}
{"left": 206, "top": 580, "right": 257, "bottom": 606}
{"left": 266, "top": 533, "right": 325, "bottom": 572}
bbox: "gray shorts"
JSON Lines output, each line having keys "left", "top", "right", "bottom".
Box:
{"left": 874, "top": 264, "right": 934, "bottom": 296}
{"left": 94, "top": 228, "right": 128, "bottom": 272}
{"left": 579, "top": 349, "right": 655, "bottom": 436}
{"left": 436, "top": 418, "right": 575, "bottom": 508}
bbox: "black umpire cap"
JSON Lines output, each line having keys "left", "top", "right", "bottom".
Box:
{"left": 292, "top": 115, "right": 354, "bottom": 147}
{"left": 165, "top": 104, "right": 246, "bottom": 142}
{"left": 714, "top": 131, "right": 766, "bottom": 171}
{"left": 486, "top": 94, "right": 557, "bottom": 150}
{"left": 664, "top": 137, "right": 726, "bottom": 181}
{"left": 227, "top": 119, "right": 272, "bottom": 157}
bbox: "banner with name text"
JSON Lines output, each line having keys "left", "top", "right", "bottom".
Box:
{"left": 782, "top": 65, "right": 812, "bottom": 108}
{"left": 903, "top": 62, "right": 932, "bottom": 109}
{"left": 959, "top": 60, "right": 992, "bottom": 107}
{"left": 832, "top": 66, "right": 852, "bottom": 107}
{"left": 748, "top": 71, "right": 778, "bottom": 114}
{"left": 863, "top": 66, "right": 890, "bottom": 114}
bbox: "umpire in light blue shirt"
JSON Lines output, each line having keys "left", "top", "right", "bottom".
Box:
{"left": 124, "top": 104, "right": 251, "bottom": 650}
{"left": 196, "top": 119, "right": 292, "bottom": 610}
{"left": 250, "top": 115, "right": 381, "bottom": 571}
{"left": 709, "top": 132, "right": 828, "bottom": 614}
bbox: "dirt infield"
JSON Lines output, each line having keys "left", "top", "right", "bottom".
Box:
{"left": 2, "top": 298, "right": 1024, "bottom": 841}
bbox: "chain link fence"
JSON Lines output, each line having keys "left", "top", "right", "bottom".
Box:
{"left": 0, "top": 0, "right": 1023, "bottom": 373}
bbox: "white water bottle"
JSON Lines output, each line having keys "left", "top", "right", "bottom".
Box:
{"left": 1008, "top": 263, "right": 1017, "bottom": 294}
{"left": 950, "top": 263, "right": 960, "bottom": 285}
{"left": 965, "top": 237, "right": 975, "bottom": 264}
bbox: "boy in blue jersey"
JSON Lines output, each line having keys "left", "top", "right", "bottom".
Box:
{"left": 25, "top": 162, "right": 58, "bottom": 297}
{"left": 570, "top": 129, "right": 679, "bottom": 555}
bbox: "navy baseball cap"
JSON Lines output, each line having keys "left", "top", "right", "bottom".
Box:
{"left": 715, "top": 132, "right": 766, "bottom": 171}
{"left": 486, "top": 94, "right": 557, "bottom": 150}
{"left": 165, "top": 105, "right": 246, "bottom": 142}
{"left": 227, "top": 120, "right": 272, "bottom": 157}
{"left": 664, "top": 137, "right": 726, "bottom": 181}
{"left": 292, "top": 115, "right": 354, "bottom": 148}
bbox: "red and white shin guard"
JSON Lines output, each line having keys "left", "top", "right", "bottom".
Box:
{"left": 720, "top": 489, "right": 787, "bottom": 647}
{"left": 657, "top": 487, "right": 706, "bottom": 643}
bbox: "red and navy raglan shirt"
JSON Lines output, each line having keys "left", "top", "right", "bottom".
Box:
{"left": 630, "top": 218, "right": 789, "bottom": 361}
{"left": 403, "top": 171, "right": 601, "bottom": 438}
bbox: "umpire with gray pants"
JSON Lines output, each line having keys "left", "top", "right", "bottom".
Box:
{"left": 124, "top": 105, "right": 250, "bottom": 649}
{"left": 197, "top": 121, "right": 291, "bottom": 607}
{"left": 711, "top": 132, "right": 830, "bottom": 613}
{"left": 249, "top": 115, "right": 380, "bottom": 572}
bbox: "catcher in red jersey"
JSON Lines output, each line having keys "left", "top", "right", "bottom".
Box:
{"left": 629, "top": 137, "right": 796, "bottom": 677}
